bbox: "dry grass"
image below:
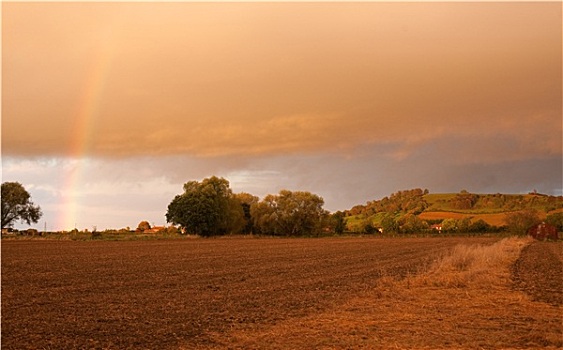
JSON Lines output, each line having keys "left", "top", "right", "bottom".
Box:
{"left": 412, "top": 237, "right": 530, "bottom": 288}
{"left": 196, "top": 237, "right": 563, "bottom": 349}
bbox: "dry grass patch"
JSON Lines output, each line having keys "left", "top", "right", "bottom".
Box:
{"left": 198, "top": 237, "right": 562, "bottom": 349}
{"left": 413, "top": 237, "right": 529, "bottom": 288}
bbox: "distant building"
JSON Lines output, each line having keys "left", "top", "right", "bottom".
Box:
{"left": 2, "top": 228, "right": 16, "bottom": 235}
{"left": 144, "top": 226, "right": 165, "bottom": 234}
{"left": 527, "top": 222, "right": 558, "bottom": 240}
{"left": 430, "top": 224, "right": 442, "bottom": 232}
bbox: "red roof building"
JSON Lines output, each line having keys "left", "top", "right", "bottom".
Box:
{"left": 527, "top": 223, "right": 558, "bottom": 240}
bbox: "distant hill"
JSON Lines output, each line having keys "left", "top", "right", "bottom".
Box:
{"left": 345, "top": 189, "right": 563, "bottom": 230}
{"left": 423, "top": 191, "right": 562, "bottom": 214}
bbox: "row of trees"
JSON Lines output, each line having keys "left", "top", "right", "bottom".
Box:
{"left": 3, "top": 179, "right": 562, "bottom": 237}
{"left": 165, "top": 176, "right": 339, "bottom": 237}
{"left": 352, "top": 214, "right": 499, "bottom": 235}
{"left": 348, "top": 188, "right": 429, "bottom": 217}
{"left": 1, "top": 178, "right": 332, "bottom": 237}
{"left": 436, "top": 191, "right": 563, "bottom": 212}
{"left": 349, "top": 189, "right": 563, "bottom": 218}
{"left": 167, "top": 179, "right": 553, "bottom": 237}
{"left": 351, "top": 209, "right": 563, "bottom": 235}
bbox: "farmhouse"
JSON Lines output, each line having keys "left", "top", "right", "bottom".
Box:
{"left": 144, "top": 226, "right": 165, "bottom": 234}
{"left": 527, "top": 222, "right": 558, "bottom": 240}
{"left": 1, "top": 228, "right": 16, "bottom": 235}
{"left": 430, "top": 224, "right": 442, "bottom": 232}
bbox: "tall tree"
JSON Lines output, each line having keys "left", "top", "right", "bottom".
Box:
{"left": 1, "top": 182, "right": 42, "bottom": 229}
{"left": 380, "top": 213, "right": 399, "bottom": 233}
{"left": 165, "top": 176, "right": 244, "bottom": 236}
{"left": 330, "top": 211, "right": 347, "bottom": 234}
{"left": 251, "top": 190, "right": 327, "bottom": 236}
{"left": 234, "top": 192, "right": 259, "bottom": 234}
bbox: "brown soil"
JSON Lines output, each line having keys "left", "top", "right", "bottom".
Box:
{"left": 2, "top": 237, "right": 561, "bottom": 349}
{"left": 511, "top": 241, "right": 563, "bottom": 306}
{"left": 1, "top": 237, "right": 494, "bottom": 349}
{"left": 197, "top": 238, "right": 563, "bottom": 349}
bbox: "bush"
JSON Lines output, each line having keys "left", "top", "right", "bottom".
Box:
{"left": 166, "top": 226, "right": 180, "bottom": 235}
{"left": 137, "top": 221, "right": 151, "bottom": 232}
{"left": 504, "top": 209, "right": 541, "bottom": 235}
{"left": 364, "top": 223, "right": 377, "bottom": 234}
{"left": 545, "top": 212, "right": 563, "bottom": 231}
{"left": 468, "top": 219, "right": 490, "bottom": 233}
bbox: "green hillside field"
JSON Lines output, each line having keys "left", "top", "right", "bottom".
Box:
{"left": 345, "top": 191, "right": 563, "bottom": 231}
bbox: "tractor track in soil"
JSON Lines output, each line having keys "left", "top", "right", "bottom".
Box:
{"left": 511, "top": 241, "right": 563, "bottom": 306}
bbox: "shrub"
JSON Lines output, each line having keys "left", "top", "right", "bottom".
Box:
{"left": 137, "top": 221, "right": 151, "bottom": 232}
{"left": 504, "top": 209, "right": 541, "bottom": 235}
{"left": 545, "top": 212, "right": 563, "bottom": 231}
{"left": 364, "top": 223, "right": 377, "bottom": 234}
{"left": 166, "top": 226, "right": 180, "bottom": 234}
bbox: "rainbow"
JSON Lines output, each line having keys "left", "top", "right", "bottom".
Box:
{"left": 60, "top": 42, "right": 114, "bottom": 231}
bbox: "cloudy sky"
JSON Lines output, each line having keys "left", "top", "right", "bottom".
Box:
{"left": 2, "top": 2, "right": 561, "bottom": 231}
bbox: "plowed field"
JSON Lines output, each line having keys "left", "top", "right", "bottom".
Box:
{"left": 2, "top": 236, "right": 559, "bottom": 349}
{"left": 512, "top": 241, "right": 563, "bottom": 306}
{"left": 1, "top": 237, "right": 495, "bottom": 349}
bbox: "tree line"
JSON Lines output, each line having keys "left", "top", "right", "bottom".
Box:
{"left": 165, "top": 178, "right": 563, "bottom": 237}
{"left": 348, "top": 188, "right": 429, "bottom": 217}
{"left": 2, "top": 179, "right": 562, "bottom": 236}
{"left": 347, "top": 189, "right": 562, "bottom": 217}
{"left": 165, "top": 176, "right": 345, "bottom": 237}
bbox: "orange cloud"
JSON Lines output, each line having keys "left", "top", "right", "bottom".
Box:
{"left": 3, "top": 2, "right": 561, "bottom": 164}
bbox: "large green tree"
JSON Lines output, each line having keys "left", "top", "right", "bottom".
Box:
{"left": 251, "top": 190, "right": 327, "bottom": 236}
{"left": 1, "top": 182, "right": 42, "bottom": 229}
{"left": 380, "top": 213, "right": 399, "bottom": 233}
{"left": 330, "top": 211, "right": 347, "bottom": 234}
{"left": 166, "top": 176, "right": 244, "bottom": 236}
{"left": 233, "top": 192, "right": 259, "bottom": 234}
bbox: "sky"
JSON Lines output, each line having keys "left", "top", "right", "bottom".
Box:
{"left": 2, "top": 2, "right": 562, "bottom": 231}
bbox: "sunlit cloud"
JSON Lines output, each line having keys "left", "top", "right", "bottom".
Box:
{"left": 4, "top": 2, "right": 560, "bottom": 160}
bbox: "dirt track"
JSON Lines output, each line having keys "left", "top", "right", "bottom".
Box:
{"left": 1, "top": 237, "right": 497, "bottom": 349}
{"left": 511, "top": 241, "right": 563, "bottom": 306}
